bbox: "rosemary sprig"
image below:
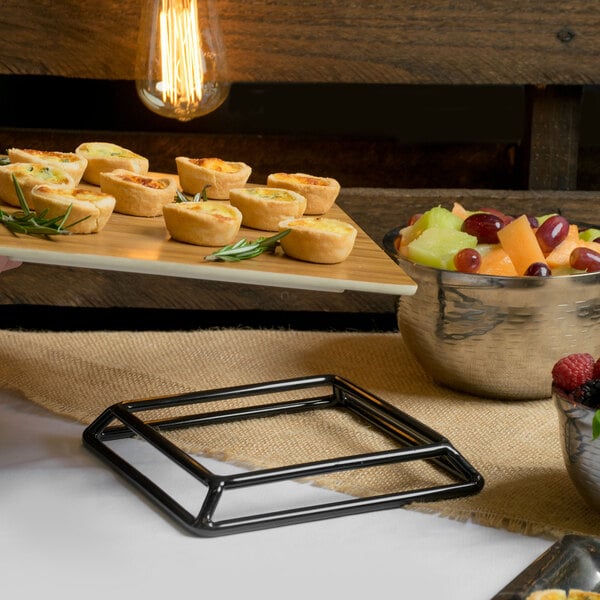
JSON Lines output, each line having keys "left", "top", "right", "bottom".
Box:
{"left": 0, "top": 174, "right": 88, "bottom": 238}
{"left": 205, "top": 229, "right": 291, "bottom": 262}
{"left": 175, "top": 185, "right": 210, "bottom": 203}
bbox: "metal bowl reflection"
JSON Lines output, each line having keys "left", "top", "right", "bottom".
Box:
{"left": 554, "top": 386, "right": 600, "bottom": 512}
{"left": 384, "top": 227, "right": 600, "bottom": 399}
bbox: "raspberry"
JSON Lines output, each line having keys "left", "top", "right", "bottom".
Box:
{"left": 572, "top": 379, "right": 600, "bottom": 409}
{"left": 552, "top": 353, "right": 595, "bottom": 392}
{"left": 594, "top": 357, "right": 600, "bottom": 380}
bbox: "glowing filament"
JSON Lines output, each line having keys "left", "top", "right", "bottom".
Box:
{"left": 159, "top": 0, "right": 204, "bottom": 108}
{"left": 136, "top": 0, "right": 229, "bottom": 120}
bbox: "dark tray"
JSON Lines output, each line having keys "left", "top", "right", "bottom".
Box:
{"left": 492, "top": 534, "right": 600, "bottom": 598}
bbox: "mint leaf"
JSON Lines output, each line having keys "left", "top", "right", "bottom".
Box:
{"left": 593, "top": 410, "right": 600, "bottom": 440}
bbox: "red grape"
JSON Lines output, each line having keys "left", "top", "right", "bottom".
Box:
{"left": 454, "top": 248, "right": 481, "bottom": 273}
{"left": 408, "top": 213, "right": 422, "bottom": 226}
{"left": 525, "top": 215, "right": 539, "bottom": 228}
{"left": 461, "top": 213, "right": 504, "bottom": 244}
{"left": 479, "top": 207, "right": 513, "bottom": 225}
{"left": 570, "top": 247, "right": 600, "bottom": 272}
{"left": 535, "top": 215, "right": 569, "bottom": 253}
{"left": 524, "top": 262, "right": 552, "bottom": 277}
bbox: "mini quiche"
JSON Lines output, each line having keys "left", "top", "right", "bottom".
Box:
{"left": 99, "top": 169, "right": 177, "bottom": 217}
{"left": 7, "top": 148, "right": 88, "bottom": 185}
{"left": 163, "top": 200, "right": 242, "bottom": 247}
{"left": 278, "top": 217, "right": 357, "bottom": 264}
{"left": 30, "top": 185, "right": 116, "bottom": 234}
{"left": 229, "top": 187, "right": 306, "bottom": 231}
{"left": 525, "top": 591, "right": 600, "bottom": 599}
{"left": 266, "top": 172, "right": 340, "bottom": 215}
{"left": 76, "top": 142, "right": 149, "bottom": 186}
{"left": 0, "top": 162, "right": 75, "bottom": 208}
{"left": 176, "top": 157, "right": 252, "bottom": 199}
{"left": 526, "top": 592, "right": 566, "bottom": 600}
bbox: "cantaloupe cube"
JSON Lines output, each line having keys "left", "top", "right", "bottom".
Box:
{"left": 479, "top": 247, "right": 518, "bottom": 276}
{"left": 451, "top": 201, "right": 471, "bottom": 220}
{"left": 545, "top": 226, "right": 600, "bottom": 269}
{"left": 497, "top": 214, "right": 547, "bottom": 275}
{"left": 394, "top": 231, "right": 410, "bottom": 256}
{"left": 563, "top": 224, "right": 580, "bottom": 242}
{"left": 545, "top": 225, "right": 581, "bottom": 268}
{"left": 587, "top": 240, "right": 600, "bottom": 254}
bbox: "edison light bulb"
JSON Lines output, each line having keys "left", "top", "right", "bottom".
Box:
{"left": 135, "top": 0, "right": 230, "bottom": 121}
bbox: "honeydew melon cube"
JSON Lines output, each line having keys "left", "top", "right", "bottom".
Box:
{"left": 407, "top": 227, "right": 478, "bottom": 270}
{"left": 580, "top": 227, "right": 600, "bottom": 242}
{"left": 536, "top": 213, "right": 559, "bottom": 226}
{"left": 403, "top": 206, "right": 464, "bottom": 245}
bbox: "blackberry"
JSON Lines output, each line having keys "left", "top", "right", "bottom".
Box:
{"left": 572, "top": 379, "right": 600, "bottom": 409}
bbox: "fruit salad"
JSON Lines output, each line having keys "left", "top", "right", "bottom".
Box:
{"left": 394, "top": 203, "right": 600, "bottom": 276}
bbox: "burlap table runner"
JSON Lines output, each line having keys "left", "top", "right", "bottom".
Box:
{"left": 2, "top": 327, "right": 598, "bottom": 539}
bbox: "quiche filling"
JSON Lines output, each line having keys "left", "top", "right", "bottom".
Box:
{"left": 285, "top": 217, "right": 354, "bottom": 233}
{"left": 245, "top": 188, "right": 299, "bottom": 202}
{"left": 15, "top": 164, "right": 71, "bottom": 184}
{"left": 181, "top": 203, "right": 238, "bottom": 221}
{"left": 36, "top": 187, "right": 112, "bottom": 204}
{"left": 190, "top": 158, "right": 241, "bottom": 173}
{"left": 17, "top": 149, "right": 80, "bottom": 164}
{"left": 273, "top": 173, "right": 329, "bottom": 187}
{"left": 116, "top": 174, "right": 170, "bottom": 189}
{"left": 79, "top": 143, "right": 140, "bottom": 158}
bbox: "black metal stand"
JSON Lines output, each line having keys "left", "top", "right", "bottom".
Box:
{"left": 83, "top": 374, "right": 483, "bottom": 536}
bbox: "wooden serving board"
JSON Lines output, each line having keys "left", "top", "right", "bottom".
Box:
{"left": 0, "top": 181, "right": 416, "bottom": 296}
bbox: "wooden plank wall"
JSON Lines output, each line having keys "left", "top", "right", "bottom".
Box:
{"left": 1, "top": 0, "right": 599, "bottom": 84}
{"left": 0, "top": 1, "right": 599, "bottom": 328}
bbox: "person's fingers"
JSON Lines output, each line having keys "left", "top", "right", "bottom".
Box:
{"left": 0, "top": 256, "right": 22, "bottom": 273}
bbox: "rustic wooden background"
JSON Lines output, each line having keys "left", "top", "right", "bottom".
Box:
{"left": 2, "top": 0, "right": 599, "bottom": 84}
{"left": 0, "top": 1, "right": 599, "bottom": 329}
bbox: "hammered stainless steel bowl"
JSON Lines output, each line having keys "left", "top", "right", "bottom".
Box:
{"left": 554, "top": 386, "right": 600, "bottom": 512}
{"left": 383, "top": 227, "right": 600, "bottom": 400}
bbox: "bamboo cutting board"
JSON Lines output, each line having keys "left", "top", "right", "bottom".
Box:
{"left": 0, "top": 182, "right": 416, "bottom": 296}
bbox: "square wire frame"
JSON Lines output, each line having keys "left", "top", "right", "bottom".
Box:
{"left": 82, "top": 374, "right": 484, "bottom": 536}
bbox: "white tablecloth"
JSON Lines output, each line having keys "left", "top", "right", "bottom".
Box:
{"left": 1, "top": 389, "right": 552, "bottom": 600}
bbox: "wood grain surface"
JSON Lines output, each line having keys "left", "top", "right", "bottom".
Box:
{"left": 1, "top": 1, "right": 599, "bottom": 85}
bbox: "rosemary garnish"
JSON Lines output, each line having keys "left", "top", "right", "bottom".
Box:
{"left": 0, "top": 174, "right": 87, "bottom": 238}
{"left": 175, "top": 185, "right": 210, "bottom": 203}
{"left": 205, "top": 229, "right": 291, "bottom": 262}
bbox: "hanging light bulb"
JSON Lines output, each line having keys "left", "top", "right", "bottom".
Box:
{"left": 135, "top": 0, "right": 230, "bottom": 121}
